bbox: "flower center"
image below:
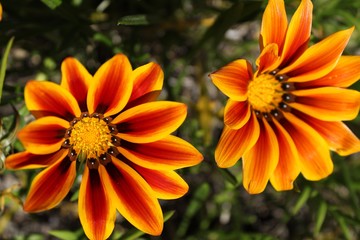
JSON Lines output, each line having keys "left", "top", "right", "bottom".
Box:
{"left": 69, "top": 117, "right": 111, "bottom": 159}
{"left": 62, "top": 112, "right": 121, "bottom": 169}
{"left": 247, "top": 73, "right": 283, "bottom": 112}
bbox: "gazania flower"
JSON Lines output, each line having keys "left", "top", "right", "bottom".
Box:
{"left": 5, "top": 54, "right": 203, "bottom": 239}
{"left": 210, "top": 0, "right": 360, "bottom": 194}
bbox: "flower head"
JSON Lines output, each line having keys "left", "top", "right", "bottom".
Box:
{"left": 210, "top": 0, "right": 360, "bottom": 194}
{"left": 6, "top": 54, "right": 203, "bottom": 239}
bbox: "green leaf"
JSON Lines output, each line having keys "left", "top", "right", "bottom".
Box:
{"left": 70, "top": 189, "right": 79, "bottom": 201}
{"left": 117, "top": 15, "right": 158, "bottom": 26}
{"left": 41, "top": 0, "right": 62, "bottom": 9}
{"left": 0, "top": 37, "right": 14, "bottom": 104}
{"left": 291, "top": 186, "right": 312, "bottom": 215}
{"left": 48, "top": 230, "right": 81, "bottom": 240}
{"left": 218, "top": 168, "right": 238, "bottom": 186}
{"left": 313, "top": 201, "right": 327, "bottom": 236}
{"left": 119, "top": 210, "right": 175, "bottom": 240}
{"left": 175, "top": 183, "right": 211, "bottom": 238}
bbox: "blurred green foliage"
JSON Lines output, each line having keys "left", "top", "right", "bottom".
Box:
{"left": 0, "top": 0, "right": 360, "bottom": 239}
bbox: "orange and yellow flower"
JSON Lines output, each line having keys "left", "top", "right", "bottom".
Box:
{"left": 5, "top": 54, "right": 203, "bottom": 239}
{"left": 210, "top": 0, "right": 360, "bottom": 194}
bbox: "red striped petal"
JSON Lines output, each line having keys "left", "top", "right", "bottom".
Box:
{"left": 281, "top": 27, "right": 354, "bottom": 81}
{"left": 23, "top": 157, "right": 76, "bottom": 212}
{"left": 25, "top": 80, "right": 81, "bottom": 120}
{"left": 18, "top": 116, "right": 69, "bottom": 155}
{"left": 283, "top": 112, "right": 333, "bottom": 180}
{"left": 5, "top": 149, "right": 68, "bottom": 170}
{"left": 269, "top": 120, "right": 300, "bottom": 191}
{"left": 118, "top": 135, "right": 203, "bottom": 170}
{"left": 130, "top": 162, "right": 189, "bottom": 199}
{"left": 114, "top": 101, "right": 187, "bottom": 143}
{"left": 242, "top": 118, "right": 279, "bottom": 194}
{"left": 101, "top": 159, "right": 163, "bottom": 235}
{"left": 60, "top": 57, "right": 92, "bottom": 111}
{"left": 87, "top": 54, "right": 133, "bottom": 116}
{"left": 260, "top": 0, "right": 287, "bottom": 50}
{"left": 210, "top": 59, "right": 253, "bottom": 101}
{"left": 79, "top": 167, "right": 115, "bottom": 240}
{"left": 290, "top": 87, "right": 360, "bottom": 121}
{"left": 129, "top": 62, "right": 163, "bottom": 103}
{"left": 280, "top": 0, "right": 312, "bottom": 66}
{"left": 296, "top": 111, "right": 360, "bottom": 156}
{"left": 224, "top": 100, "right": 251, "bottom": 129}
{"left": 296, "top": 56, "right": 360, "bottom": 88}
{"left": 215, "top": 112, "right": 260, "bottom": 168}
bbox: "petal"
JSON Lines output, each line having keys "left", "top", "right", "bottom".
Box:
{"left": 87, "top": 54, "right": 133, "bottom": 116}
{"left": 114, "top": 101, "right": 187, "bottom": 143}
{"left": 101, "top": 159, "right": 163, "bottom": 235}
{"left": 224, "top": 100, "right": 251, "bottom": 129}
{"left": 283, "top": 112, "right": 333, "bottom": 180}
{"left": 256, "top": 43, "right": 280, "bottom": 73}
{"left": 5, "top": 149, "right": 68, "bottom": 170}
{"left": 296, "top": 56, "right": 360, "bottom": 88}
{"left": 242, "top": 118, "right": 279, "bottom": 194}
{"left": 118, "top": 135, "right": 203, "bottom": 170}
{"left": 129, "top": 62, "right": 163, "bottom": 103}
{"left": 79, "top": 167, "right": 115, "bottom": 240}
{"left": 124, "top": 90, "right": 161, "bottom": 111}
{"left": 18, "top": 116, "right": 69, "bottom": 155}
{"left": 290, "top": 87, "right": 360, "bottom": 121}
{"left": 60, "top": 57, "right": 92, "bottom": 111}
{"left": 25, "top": 80, "right": 81, "bottom": 120}
{"left": 210, "top": 59, "right": 253, "bottom": 101}
{"left": 23, "top": 157, "right": 76, "bottom": 212}
{"left": 280, "top": 0, "right": 313, "bottom": 65}
{"left": 260, "top": 0, "right": 287, "bottom": 50}
{"left": 215, "top": 112, "right": 260, "bottom": 168}
{"left": 131, "top": 163, "right": 189, "bottom": 199}
{"left": 281, "top": 27, "right": 354, "bottom": 81}
{"left": 296, "top": 111, "right": 360, "bottom": 156}
{"left": 269, "top": 120, "right": 300, "bottom": 191}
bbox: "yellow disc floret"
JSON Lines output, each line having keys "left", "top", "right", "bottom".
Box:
{"left": 247, "top": 73, "right": 283, "bottom": 112}
{"left": 69, "top": 117, "right": 112, "bottom": 159}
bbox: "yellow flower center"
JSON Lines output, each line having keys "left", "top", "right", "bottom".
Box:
{"left": 247, "top": 73, "right": 283, "bottom": 112}
{"left": 62, "top": 112, "right": 120, "bottom": 169}
{"left": 69, "top": 117, "right": 112, "bottom": 159}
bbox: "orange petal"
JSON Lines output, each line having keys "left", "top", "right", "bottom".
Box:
{"left": 5, "top": 149, "right": 68, "bottom": 170}
{"left": 296, "top": 56, "right": 360, "bottom": 88}
{"left": 130, "top": 163, "right": 189, "bottom": 199}
{"left": 281, "top": 27, "right": 354, "bottom": 81}
{"left": 256, "top": 43, "right": 280, "bottom": 73}
{"left": 129, "top": 62, "right": 163, "bottom": 103}
{"left": 242, "top": 118, "right": 279, "bottom": 194}
{"left": 215, "top": 112, "right": 260, "bottom": 168}
{"left": 269, "top": 120, "right": 300, "bottom": 191}
{"left": 210, "top": 59, "right": 253, "bottom": 101}
{"left": 87, "top": 54, "right": 133, "bottom": 116}
{"left": 114, "top": 101, "right": 187, "bottom": 143}
{"left": 60, "top": 57, "right": 92, "bottom": 111}
{"left": 260, "top": 0, "right": 287, "bottom": 50}
{"left": 101, "top": 159, "right": 163, "bottom": 235}
{"left": 280, "top": 0, "right": 313, "bottom": 65}
{"left": 296, "top": 111, "right": 360, "bottom": 156}
{"left": 23, "top": 157, "right": 76, "bottom": 212}
{"left": 290, "top": 87, "right": 360, "bottom": 121}
{"left": 18, "top": 116, "right": 69, "bottom": 155}
{"left": 25, "top": 80, "right": 81, "bottom": 120}
{"left": 118, "top": 135, "right": 203, "bottom": 170}
{"left": 79, "top": 167, "right": 115, "bottom": 240}
{"left": 283, "top": 112, "right": 333, "bottom": 180}
{"left": 224, "top": 100, "right": 251, "bottom": 129}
